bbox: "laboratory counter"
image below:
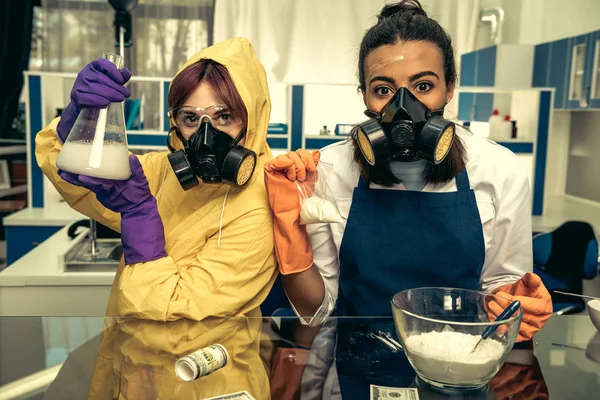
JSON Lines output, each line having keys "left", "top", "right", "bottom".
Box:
{"left": 2, "top": 202, "right": 84, "bottom": 227}
{"left": 2, "top": 202, "right": 86, "bottom": 265}
{"left": 0, "top": 314, "right": 597, "bottom": 399}
{"left": 0, "top": 224, "right": 113, "bottom": 316}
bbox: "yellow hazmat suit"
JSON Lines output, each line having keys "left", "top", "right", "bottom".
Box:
{"left": 36, "top": 37, "right": 276, "bottom": 399}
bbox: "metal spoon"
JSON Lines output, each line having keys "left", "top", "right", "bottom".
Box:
{"left": 553, "top": 290, "right": 600, "bottom": 301}
{"left": 471, "top": 300, "right": 521, "bottom": 353}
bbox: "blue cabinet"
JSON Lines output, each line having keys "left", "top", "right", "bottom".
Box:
{"left": 588, "top": 31, "right": 600, "bottom": 108}
{"left": 457, "top": 92, "right": 494, "bottom": 122}
{"left": 532, "top": 42, "right": 550, "bottom": 88}
{"left": 532, "top": 30, "right": 600, "bottom": 110}
{"left": 532, "top": 39, "right": 570, "bottom": 109}
{"left": 566, "top": 33, "right": 591, "bottom": 109}
{"left": 549, "top": 39, "right": 570, "bottom": 109}
{"left": 461, "top": 45, "right": 533, "bottom": 89}
{"left": 460, "top": 52, "right": 476, "bottom": 86}
{"left": 476, "top": 47, "right": 497, "bottom": 87}
{"left": 5, "top": 226, "right": 62, "bottom": 265}
{"left": 460, "top": 46, "right": 497, "bottom": 87}
{"left": 458, "top": 92, "right": 474, "bottom": 121}
{"left": 474, "top": 93, "right": 494, "bottom": 121}
{"left": 458, "top": 48, "right": 498, "bottom": 121}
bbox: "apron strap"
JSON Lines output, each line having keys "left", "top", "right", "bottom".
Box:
{"left": 455, "top": 168, "right": 471, "bottom": 192}
{"left": 357, "top": 169, "right": 471, "bottom": 192}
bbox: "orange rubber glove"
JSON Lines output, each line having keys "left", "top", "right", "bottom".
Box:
{"left": 490, "top": 358, "right": 549, "bottom": 399}
{"left": 264, "top": 150, "right": 320, "bottom": 275}
{"left": 488, "top": 272, "right": 553, "bottom": 342}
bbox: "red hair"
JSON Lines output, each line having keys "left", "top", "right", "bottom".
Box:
{"left": 168, "top": 60, "right": 247, "bottom": 127}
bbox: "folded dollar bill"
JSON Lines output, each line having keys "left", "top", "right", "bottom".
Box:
{"left": 370, "top": 384, "right": 419, "bottom": 400}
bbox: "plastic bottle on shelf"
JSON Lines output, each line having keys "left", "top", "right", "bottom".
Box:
{"left": 511, "top": 120, "right": 518, "bottom": 139}
{"left": 488, "top": 109, "right": 502, "bottom": 139}
{"left": 501, "top": 115, "right": 513, "bottom": 140}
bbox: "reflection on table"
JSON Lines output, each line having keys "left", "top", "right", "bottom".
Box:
{"left": 0, "top": 315, "right": 597, "bottom": 399}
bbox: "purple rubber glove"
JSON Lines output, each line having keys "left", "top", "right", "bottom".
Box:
{"left": 58, "top": 155, "right": 167, "bottom": 265}
{"left": 57, "top": 59, "right": 132, "bottom": 143}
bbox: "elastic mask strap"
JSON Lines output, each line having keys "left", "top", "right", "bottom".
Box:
{"left": 231, "top": 128, "right": 246, "bottom": 146}
{"left": 167, "top": 127, "right": 187, "bottom": 152}
{"left": 428, "top": 108, "right": 445, "bottom": 118}
{"left": 429, "top": 99, "right": 449, "bottom": 117}
{"left": 364, "top": 109, "right": 380, "bottom": 119}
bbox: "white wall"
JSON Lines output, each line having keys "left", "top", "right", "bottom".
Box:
{"left": 268, "top": 83, "right": 288, "bottom": 124}
{"left": 518, "top": 0, "right": 600, "bottom": 45}
{"left": 302, "top": 85, "right": 365, "bottom": 136}
{"left": 475, "top": 0, "right": 600, "bottom": 51}
{"left": 215, "top": 0, "right": 480, "bottom": 84}
{"left": 475, "top": 0, "right": 523, "bottom": 50}
{"left": 545, "top": 112, "right": 571, "bottom": 198}
{"left": 566, "top": 112, "right": 600, "bottom": 202}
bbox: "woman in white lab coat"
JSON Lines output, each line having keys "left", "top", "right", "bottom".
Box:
{"left": 263, "top": 1, "right": 553, "bottom": 398}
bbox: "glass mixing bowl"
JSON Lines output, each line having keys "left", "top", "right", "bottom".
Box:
{"left": 391, "top": 287, "right": 523, "bottom": 393}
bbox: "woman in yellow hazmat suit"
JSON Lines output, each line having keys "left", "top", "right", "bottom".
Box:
{"left": 35, "top": 37, "right": 276, "bottom": 399}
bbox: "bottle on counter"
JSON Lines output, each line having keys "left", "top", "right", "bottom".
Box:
{"left": 501, "top": 115, "right": 513, "bottom": 140}
{"left": 511, "top": 120, "right": 518, "bottom": 139}
{"left": 488, "top": 109, "right": 502, "bottom": 139}
{"left": 320, "top": 125, "right": 331, "bottom": 136}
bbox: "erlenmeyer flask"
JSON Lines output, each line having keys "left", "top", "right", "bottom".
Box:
{"left": 56, "top": 52, "right": 132, "bottom": 180}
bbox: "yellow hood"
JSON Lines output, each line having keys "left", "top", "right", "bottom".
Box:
{"left": 35, "top": 37, "right": 277, "bottom": 400}
{"left": 169, "top": 37, "right": 272, "bottom": 160}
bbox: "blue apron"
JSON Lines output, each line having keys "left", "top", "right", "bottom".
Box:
{"left": 334, "top": 169, "right": 486, "bottom": 398}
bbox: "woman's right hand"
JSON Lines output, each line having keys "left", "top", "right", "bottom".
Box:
{"left": 57, "top": 59, "right": 132, "bottom": 142}
{"left": 264, "top": 150, "right": 320, "bottom": 275}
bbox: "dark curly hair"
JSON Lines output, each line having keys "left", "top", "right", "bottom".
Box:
{"left": 354, "top": 0, "right": 466, "bottom": 186}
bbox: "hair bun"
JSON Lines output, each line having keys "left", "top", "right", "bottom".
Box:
{"left": 378, "top": 0, "right": 428, "bottom": 22}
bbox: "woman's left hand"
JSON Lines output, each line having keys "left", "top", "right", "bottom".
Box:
{"left": 59, "top": 155, "right": 167, "bottom": 265}
{"left": 488, "top": 272, "right": 553, "bottom": 342}
{"left": 264, "top": 149, "right": 320, "bottom": 275}
{"left": 58, "top": 155, "right": 151, "bottom": 214}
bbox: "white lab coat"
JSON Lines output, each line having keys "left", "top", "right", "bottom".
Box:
{"left": 294, "top": 126, "right": 533, "bottom": 399}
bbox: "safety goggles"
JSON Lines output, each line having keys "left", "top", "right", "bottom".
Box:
{"left": 168, "top": 104, "right": 238, "bottom": 135}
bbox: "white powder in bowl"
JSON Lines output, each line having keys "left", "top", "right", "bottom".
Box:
{"left": 404, "top": 331, "right": 505, "bottom": 385}
{"left": 300, "top": 196, "right": 343, "bottom": 224}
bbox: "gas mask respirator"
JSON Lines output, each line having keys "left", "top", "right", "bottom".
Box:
{"left": 167, "top": 116, "right": 257, "bottom": 191}
{"left": 352, "top": 88, "right": 455, "bottom": 166}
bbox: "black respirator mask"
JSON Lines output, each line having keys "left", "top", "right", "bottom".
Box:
{"left": 167, "top": 116, "right": 257, "bottom": 191}
{"left": 352, "top": 87, "right": 455, "bottom": 166}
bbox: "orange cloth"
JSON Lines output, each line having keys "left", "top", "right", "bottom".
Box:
{"left": 488, "top": 272, "right": 553, "bottom": 342}
{"left": 264, "top": 150, "right": 320, "bottom": 274}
